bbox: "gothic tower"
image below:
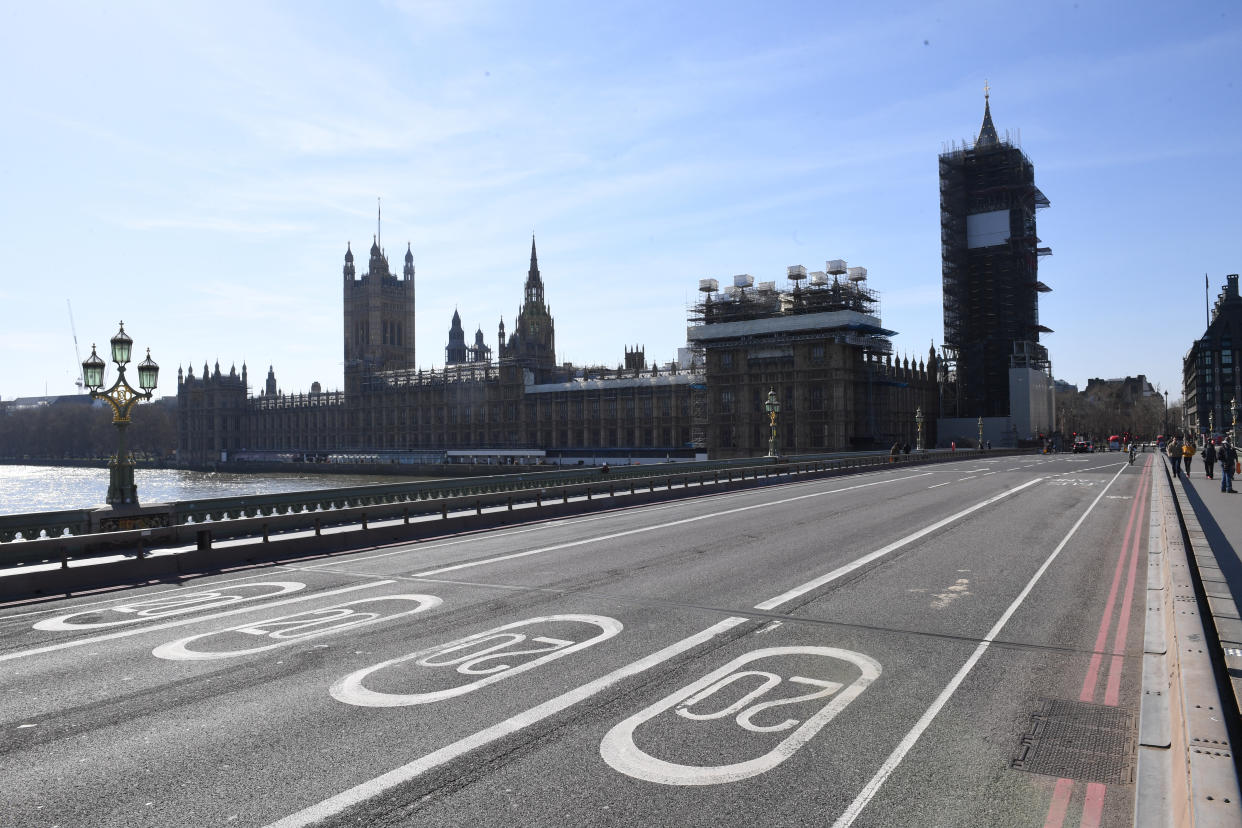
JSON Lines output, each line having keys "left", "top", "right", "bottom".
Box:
{"left": 501, "top": 236, "right": 556, "bottom": 374}
{"left": 445, "top": 309, "right": 467, "bottom": 365}
{"left": 342, "top": 211, "right": 418, "bottom": 393}
{"left": 939, "top": 87, "right": 1051, "bottom": 418}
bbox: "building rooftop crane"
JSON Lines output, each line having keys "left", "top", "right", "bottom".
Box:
{"left": 67, "top": 299, "right": 85, "bottom": 393}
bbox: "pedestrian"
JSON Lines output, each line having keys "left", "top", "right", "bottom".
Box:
{"left": 1170, "top": 437, "right": 1182, "bottom": 475}
{"left": 1204, "top": 439, "right": 1217, "bottom": 479}
{"left": 902, "top": 442, "right": 911, "bottom": 455}
{"left": 1220, "top": 439, "right": 1237, "bottom": 493}
{"left": 1183, "top": 438, "right": 1196, "bottom": 475}
{"left": 950, "top": 441, "right": 956, "bottom": 452}
{"left": 890, "top": 442, "right": 900, "bottom": 462}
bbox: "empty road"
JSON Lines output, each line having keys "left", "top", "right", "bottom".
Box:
{"left": 0, "top": 452, "right": 1155, "bottom": 827}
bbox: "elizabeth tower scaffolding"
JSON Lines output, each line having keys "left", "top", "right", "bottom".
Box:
{"left": 940, "top": 89, "right": 1051, "bottom": 419}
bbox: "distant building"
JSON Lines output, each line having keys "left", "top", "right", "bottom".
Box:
{"left": 1184, "top": 274, "right": 1242, "bottom": 436}
{"left": 939, "top": 88, "right": 1053, "bottom": 441}
{"left": 687, "top": 267, "right": 941, "bottom": 455}
{"left": 177, "top": 233, "right": 948, "bottom": 462}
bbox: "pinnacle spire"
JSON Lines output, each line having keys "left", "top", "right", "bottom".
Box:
{"left": 529, "top": 234, "right": 540, "bottom": 280}
{"left": 976, "top": 80, "right": 999, "bottom": 148}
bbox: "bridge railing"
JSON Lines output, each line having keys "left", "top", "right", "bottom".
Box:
{"left": 0, "top": 448, "right": 1037, "bottom": 571}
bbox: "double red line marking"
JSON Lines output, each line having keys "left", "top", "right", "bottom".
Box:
{"left": 1044, "top": 456, "right": 1152, "bottom": 828}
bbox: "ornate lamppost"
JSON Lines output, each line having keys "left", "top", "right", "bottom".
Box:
{"left": 764, "top": 388, "right": 781, "bottom": 458}
{"left": 82, "top": 322, "right": 159, "bottom": 507}
{"left": 915, "top": 406, "right": 925, "bottom": 452}
{"left": 977, "top": 415, "right": 984, "bottom": 451}
{"left": 1233, "top": 396, "right": 1239, "bottom": 446}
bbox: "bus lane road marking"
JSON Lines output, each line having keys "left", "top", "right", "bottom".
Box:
{"left": 152, "top": 594, "right": 442, "bottom": 661}
{"left": 0, "top": 580, "right": 396, "bottom": 664}
{"left": 331, "top": 615, "right": 622, "bottom": 707}
{"left": 263, "top": 476, "right": 1042, "bottom": 827}
{"left": 34, "top": 582, "right": 307, "bottom": 631}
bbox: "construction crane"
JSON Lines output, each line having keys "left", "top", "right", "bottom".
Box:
{"left": 67, "top": 299, "right": 85, "bottom": 393}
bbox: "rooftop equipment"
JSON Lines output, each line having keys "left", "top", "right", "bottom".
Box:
{"left": 826, "top": 259, "right": 847, "bottom": 275}
{"left": 699, "top": 278, "right": 719, "bottom": 293}
{"left": 808, "top": 271, "right": 828, "bottom": 286}
{"left": 848, "top": 267, "right": 868, "bottom": 282}
{"left": 733, "top": 274, "right": 754, "bottom": 288}
{"left": 787, "top": 265, "right": 807, "bottom": 280}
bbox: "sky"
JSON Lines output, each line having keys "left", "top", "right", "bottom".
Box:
{"left": 2, "top": 0, "right": 1239, "bottom": 404}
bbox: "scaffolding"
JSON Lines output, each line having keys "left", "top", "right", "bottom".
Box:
{"left": 939, "top": 134, "right": 1050, "bottom": 419}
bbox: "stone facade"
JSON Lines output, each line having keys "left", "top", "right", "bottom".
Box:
{"left": 177, "top": 238, "right": 947, "bottom": 464}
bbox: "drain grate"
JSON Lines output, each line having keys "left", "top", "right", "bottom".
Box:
{"left": 1010, "top": 698, "right": 1136, "bottom": 784}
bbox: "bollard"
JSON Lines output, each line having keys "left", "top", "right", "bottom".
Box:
{"left": 60, "top": 546, "right": 68, "bottom": 570}
{"left": 314, "top": 517, "right": 322, "bottom": 536}
{"left": 536, "top": 492, "right": 542, "bottom": 507}
{"left": 196, "top": 529, "right": 212, "bottom": 551}
{"left": 362, "top": 512, "right": 368, "bottom": 531}
{"left": 476, "top": 500, "right": 483, "bottom": 516}
{"left": 403, "top": 507, "right": 410, "bottom": 525}
{"left": 507, "top": 496, "right": 513, "bottom": 511}
{"left": 441, "top": 502, "right": 448, "bottom": 519}
{"left": 262, "top": 523, "right": 269, "bottom": 543}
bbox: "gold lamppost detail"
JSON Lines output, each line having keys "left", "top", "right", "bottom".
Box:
{"left": 82, "top": 322, "right": 159, "bottom": 507}
{"left": 764, "top": 388, "right": 781, "bottom": 458}
{"left": 915, "top": 406, "right": 925, "bottom": 452}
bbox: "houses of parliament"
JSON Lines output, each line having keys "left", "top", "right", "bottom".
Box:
{"left": 176, "top": 94, "right": 1056, "bottom": 466}
{"left": 177, "top": 228, "right": 942, "bottom": 465}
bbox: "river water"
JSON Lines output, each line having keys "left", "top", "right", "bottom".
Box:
{"left": 0, "top": 465, "right": 432, "bottom": 515}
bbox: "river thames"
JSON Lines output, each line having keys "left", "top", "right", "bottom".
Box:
{"left": 0, "top": 465, "right": 431, "bottom": 514}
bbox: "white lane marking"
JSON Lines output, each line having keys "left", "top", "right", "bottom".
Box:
{"left": 1007, "top": 467, "right": 1021, "bottom": 471}
{"left": 0, "top": 580, "right": 395, "bottom": 664}
{"left": 927, "top": 482, "right": 951, "bottom": 489}
{"left": 0, "top": 569, "right": 298, "bottom": 621}
{"left": 982, "top": 472, "right": 997, "bottom": 476}
{"left": 294, "top": 468, "right": 872, "bottom": 573}
{"left": 753, "top": 478, "right": 1042, "bottom": 611}
{"left": 830, "top": 462, "right": 1128, "bottom": 828}
{"left": 408, "top": 473, "right": 933, "bottom": 579}
{"left": 600, "top": 646, "right": 880, "bottom": 785}
{"left": 152, "top": 595, "right": 441, "bottom": 661}
{"left": 930, "top": 578, "right": 971, "bottom": 610}
{"left": 265, "top": 466, "right": 1044, "bottom": 823}
{"left": 262, "top": 616, "right": 749, "bottom": 828}
{"left": 330, "top": 615, "right": 622, "bottom": 707}
{"left": 956, "top": 476, "right": 977, "bottom": 482}
{"left": 33, "top": 582, "right": 306, "bottom": 631}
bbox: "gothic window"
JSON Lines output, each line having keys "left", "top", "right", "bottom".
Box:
{"left": 811, "top": 344, "right": 825, "bottom": 361}
{"left": 720, "top": 352, "right": 733, "bottom": 369}
{"left": 719, "top": 390, "right": 734, "bottom": 414}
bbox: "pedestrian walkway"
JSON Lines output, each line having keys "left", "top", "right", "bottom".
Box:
{"left": 1170, "top": 454, "right": 1242, "bottom": 609}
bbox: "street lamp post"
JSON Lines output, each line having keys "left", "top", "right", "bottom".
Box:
{"left": 977, "top": 415, "right": 984, "bottom": 451}
{"left": 915, "top": 406, "right": 924, "bottom": 452}
{"left": 1233, "top": 397, "right": 1239, "bottom": 445}
{"left": 764, "top": 388, "right": 781, "bottom": 459}
{"left": 1163, "top": 390, "right": 1168, "bottom": 439}
{"left": 82, "top": 322, "right": 159, "bottom": 507}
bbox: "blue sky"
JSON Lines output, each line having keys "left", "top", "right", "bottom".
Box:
{"left": 2, "top": 0, "right": 1239, "bottom": 403}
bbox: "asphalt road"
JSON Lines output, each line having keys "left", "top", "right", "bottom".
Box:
{"left": 0, "top": 451, "right": 1157, "bottom": 827}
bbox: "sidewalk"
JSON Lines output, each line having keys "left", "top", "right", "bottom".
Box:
{"left": 1171, "top": 454, "right": 1242, "bottom": 611}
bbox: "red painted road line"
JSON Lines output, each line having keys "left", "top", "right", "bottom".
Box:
{"left": 1081, "top": 781, "right": 1107, "bottom": 828}
{"left": 1104, "top": 460, "right": 1150, "bottom": 705}
{"left": 1080, "top": 458, "right": 1150, "bottom": 702}
{"left": 1044, "top": 457, "right": 1151, "bottom": 828}
{"left": 1043, "top": 777, "right": 1075, "bottom": 828}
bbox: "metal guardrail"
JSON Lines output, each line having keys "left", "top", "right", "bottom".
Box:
{"left": 0, "top": 448, "right": 1036, "bottom": 571}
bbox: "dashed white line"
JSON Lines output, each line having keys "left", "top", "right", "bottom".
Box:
{"left": 927, "top": 482, "right": 951, "bottom": 489}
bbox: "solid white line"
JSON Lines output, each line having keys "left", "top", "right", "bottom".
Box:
{"left": 294, "top": 468, "right": 869, "bottom": 573}
{"left": 0, "top": 580, "right": 394, "bottom": 664}
{"left": 753, "top": 478, "right": 1042, "bottom": 611}
{"left": 408, "top": 473, "right": 933, "bottom": 578}
{"left": 262, "top": 616, "right": 749, "bottom": 828}
{"left": 830, "top": 463, "right": 1128, "bottom": 827}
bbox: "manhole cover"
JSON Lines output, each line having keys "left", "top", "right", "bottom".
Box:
{"left": 1010, "top": 698, "right": 1136, "bottom": 784}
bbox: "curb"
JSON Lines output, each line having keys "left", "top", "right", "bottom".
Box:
{"left": 1136, "top": 455, "right": 1242, "bottom": 827}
